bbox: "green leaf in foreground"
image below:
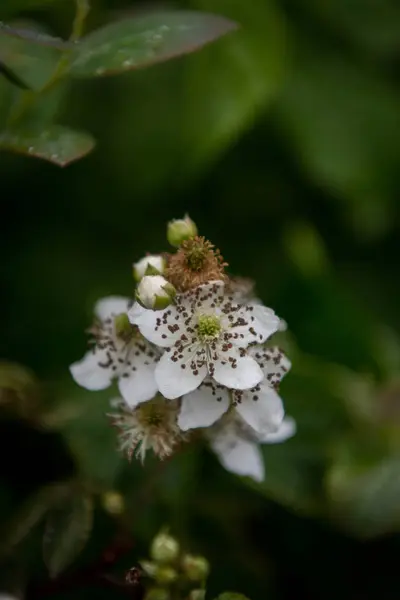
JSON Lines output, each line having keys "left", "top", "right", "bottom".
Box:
{"left": 0, "top": 21, "right": 70, "bottom": 50}
{"left": 43, "top": 490, "right": 94, "bottom": 578}
{"left": 69, "top": 11, "right": 238, "bottom": 77}
{"left": 0, "top": 125, "right": 95, "bottom": 166}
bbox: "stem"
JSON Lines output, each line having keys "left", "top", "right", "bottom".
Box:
{"left": 6, "top": 0, "right": 90, "bottom": 127}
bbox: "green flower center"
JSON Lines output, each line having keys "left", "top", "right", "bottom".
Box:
{"left": 185, "top": 243, "right": 208, "bottom": 271}
{"left": 138, "top": 398, "right": 167, "bottom": 428}
{"left": 197, "top": 314, "right": 221, "bottom": 342}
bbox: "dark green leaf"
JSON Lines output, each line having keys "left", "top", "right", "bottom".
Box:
{"left": 215, "top": 594, "right": 251, "bottom": 600}
{"left": 0, "top": 21, "right": 70, "bottom": 50}
{"left": 0, "top": 482, "right": 72, "bottom": 557}
{"left": 43, "top": 490, "right": 94, "bottom": 578}
{"left": 0, "top": 125, "right": 95, "bottom": 166}
{"left": 69, "top": 11, "right": 238, "bottom": 77}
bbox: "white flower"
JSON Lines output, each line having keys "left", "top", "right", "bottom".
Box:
{"left": 133, "top": 254, "right": 165, "bottom": 280}
{"left": 129, "top": 280, "right": 280, "bottom": 399}
{"left": 108, "top": 396, "right": 183, "bottom": 462}
{"left": 178, "top": 346, "right": 291, "bottom": 434}
{"left": 70, "top": 296, "right": 159, "bottom": 407}
{"left": 208, "top": 413, "right": 296, "bottom": 482}
{"left": 136, "top": 275, "right": 176, "bottom": 310}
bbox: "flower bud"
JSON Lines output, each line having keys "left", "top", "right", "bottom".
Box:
{"left": 150, "top": 531, "right": 180, "bottom": 563}
{"left": 155, "top": 566, "right": 178, "bottom": 585}
{"left": 136, "top": 276, "right": 176, "bottom": 311}
{"left": 182, "top": 555, "right": 210, "bottom": 582}
{"left": 133, "top": 255, "right": 165, "bottom": 281}
{"left": 140, "top": 561, "right": 157, "bottom": 577}
{"left": 189, "top": 591, "right": 206, "bottom": 600}
{"left": 167, "top": 215, "right": 198, "bottom": 247}
{"left": 145, "top": 588, "right": 170, "bottom": 600}
{"left": 101, "top": 491, "right": 124, "bottom": 515}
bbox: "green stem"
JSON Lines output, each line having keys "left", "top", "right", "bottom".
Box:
{"left": 6, "top": 0, "right": 90, "bottom": 127}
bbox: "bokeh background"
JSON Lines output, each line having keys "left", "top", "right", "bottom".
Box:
{"left": 1, "top": 0, "right": 400, "bottom": 599}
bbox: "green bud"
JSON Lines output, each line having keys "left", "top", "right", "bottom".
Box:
{"left": 150, "top": 531, "right": 180, "bottom": 563}
{"left": 182, "top": 555, "right": 210, "bottom": 582}
{"left": 145, "top": 588, "right": 170, "bottom": 600}
{"left": 140, "top": 560, "right": 158, "bottom": 577}
{"left": 214, "top": 594, "right": 251, "bottom": 600}
{"left": 136, "top": 276, "right": 176, "bottom": 311}
{"left": 133, "top": 255, "right": 165, "bottom": 281}
{"left": 155, "top": 566, "right": 178, "bottom": 585}
{"left": 167, "top": 214, "right": 198, "bottom": 247}
{"left": 101, "top": 491, "right": 124, "bottom": 515}
{"left": 190, "top": 590, "right": 206, "bottom": 600}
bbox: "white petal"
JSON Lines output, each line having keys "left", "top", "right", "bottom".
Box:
{"left": 251, "top": 304, "right": 281, "bottom": 342}
{"left": 259, "top": 416, "right": 296, "bottom": 443}
{"left": 211, "top": 430, "right": 265, "bottom": 482}
{"left": 235, "top": 384, "right": 284, "bottom": 434}
{"left": 178, "top": 383, "right": 230, "bottom": 430}
{"left": 94, "top": 296, "right": 130, "bottom": 321}
{"left": 190, "top": 280, "right": 226, "bottom": 311}
{"left": 118, "top": 362, "right": 158, "bottom": 408}
{"left": 213, "top": 347, "right": 263, "bottom": 390}
{"left": 129, "top": 303, "right": 182, "bottom": 348}
{"left": 155, "top": 350, "right": 207, "bottom": 399}
{"left": 248, "top": 346, "right": 291, "bottom": 385}
{"left": 70, "top": 350, "right": 113, "bottom": 390}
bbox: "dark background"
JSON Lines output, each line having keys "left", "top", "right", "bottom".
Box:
{"left": 1, "top": 0, "right": 400, "bottom": 599}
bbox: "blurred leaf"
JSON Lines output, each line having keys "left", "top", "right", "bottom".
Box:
{"left": 69, "top": 11, "right": 238, "bottom": 77}
{"left": 0, "top": 22, "right": 69, "bottom": 50}
{"left": 43, "top": 489, "right": 93, "bottom": 578}
{"left": 326, "top": 432, "right": 400, "bottom": 537}
{"left": 109, "top": 0, "right": 286, "bottom": 194}
{"left": 0, "top": 125, "right": 95, "bottom": 166}
{"left": 0, "top": 482, "right": 72, "bottom": 558}
{"left": 57, "top": 384, "right": 123, "bottom": 488}
{"left": 0, "top": 62, "right": 30, "bottom": 89}
{"left": 276, "top": 51, "right": 400, "bottom": 238}
{"left": 0, "top": 361, "right": 40, "bottom": 420}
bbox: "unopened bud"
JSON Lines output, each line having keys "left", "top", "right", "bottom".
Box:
{"left": 189, "top": 591, "right": 206, "bottom": 600}
{"left": 167, "top": 215, "right": 198, "bottom": 247}
{"left": 134, "top": 255, "right": 165, "bottom": 281}
{"left": 182, "top": 555, "right": 210, "bottom": 582}
{"left": 101, "top": 491, "right": 124, "bottom": 515}
{"left": 150, "top": 531, "right": 180, "bottom": 563}
{"left": 145, "top": 589, "right": 170, "bottom": 600}
{"left": 140, "top": 561, "right": 157, "bottom": 577}
{"left": 136, "top": 276, "right": 176, "bottom": 311}
{"left": 155, "top": 566, "right": 178, "bottom": 585}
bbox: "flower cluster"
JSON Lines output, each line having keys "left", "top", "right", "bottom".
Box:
{"left": 70, "top": 217, "right": 295, "bottom": 480}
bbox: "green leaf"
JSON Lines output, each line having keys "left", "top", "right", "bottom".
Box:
{"left": 107, "top": 0, "right": 285, "bottom": 194}
{"left": 0, "top": 482, "right": 72, "bottom": 557}
{"left": 0, "top": 125, "right": 95, "bottom": 166}
{"left": 69, "top": 11, "right": 238, "bottom": 77}
{"left": 0, "top": 21, "right": 70, "bottom": 50}
{"left": 43, "top": 490, "right": 94, "bottom": 578}
{"left": 326, "top": 432, "right": 400, "bottom": 538}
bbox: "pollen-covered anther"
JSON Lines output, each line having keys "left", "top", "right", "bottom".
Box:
{"left": 165, "top": 236, "right": 228, "bottom": 291}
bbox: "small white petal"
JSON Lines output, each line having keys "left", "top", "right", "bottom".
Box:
{"left": 248, "top": 346, "right": 291, "bottom": 385}
{"left": 155, "top": 351, "right": 207, "bottom": 399}
{"left": 259, "top": 416, "right": 296, "bottom": 443}
{"left": 70, "top": 350, "right": 113, "bottom": 390}
{"left": 118, "top": 362, "right": 158, "bottom": 408}
{"left": 211, "top": 430, "right": 265, "bottom": 482}
{"left": 235, "top": 384, "right": 284, "bottom": 434}
{"left": 193, "top": 280, "right": 226, "bottom": 310}
{"left": 178, "top": 383, "right": 230, "bottom": 430}
{"left": 213, "top": 348, "right": 263, "bottom": 390}
{"left": 129, "top": 303, "right": 182, "bottom": 348}
{"left": 94, "top": 296, "right": 130, "bottom": 321}
{"left": 250, "top": 304, "right": 280, "bottom": 342}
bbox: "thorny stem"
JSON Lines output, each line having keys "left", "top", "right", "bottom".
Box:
{"left": 7, "top": 0, "right": 90, "bottom": 126}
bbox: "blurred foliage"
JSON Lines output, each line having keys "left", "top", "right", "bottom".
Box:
{"left": 1, "top": 0, "right": 400, "bottom": 599}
